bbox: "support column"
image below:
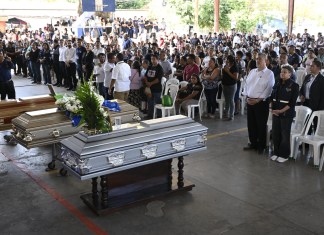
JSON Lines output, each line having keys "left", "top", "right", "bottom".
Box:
{"left": 288, "top": 0, "right": 295, "bottom": 35}
{"left": 194, "top": 0, "right": 199, "bottom": 30}
{"left": 214, "top": 0, "right": 220, "bottom": 33}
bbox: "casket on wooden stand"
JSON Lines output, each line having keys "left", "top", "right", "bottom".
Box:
{"left": 60, "top": 115, "right": 208, "bottom": 215}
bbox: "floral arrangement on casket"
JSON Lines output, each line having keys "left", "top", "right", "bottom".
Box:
{"left": 55, "top": 81, "right": 112, "bottom": 134}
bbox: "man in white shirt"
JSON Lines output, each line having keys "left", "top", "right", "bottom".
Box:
{"left": 104, "top": 53, "right": 116, "bottom": 100}
{"left": 243, "top": 53, "right": 275, "bottom": 154}
{"left": 109, "top": 53, "right": 131, "bottom": 101}
{"left": 64, "top": 39, "right": 77, "bottom": 91}
{"left": 59, "top": 39, "right": 67, "bottom": 87}
{"left": 232, "top": 33, "right": 241, "bottom": 46}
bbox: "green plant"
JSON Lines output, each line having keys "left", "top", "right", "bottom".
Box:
{"left": 74, "top": 81, "right": 112, "bottom": 133}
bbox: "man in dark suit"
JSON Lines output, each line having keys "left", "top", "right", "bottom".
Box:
{"left": 300, "top": 60, "right": 324, "bottom": 111}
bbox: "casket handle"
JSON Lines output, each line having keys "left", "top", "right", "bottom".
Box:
{"left": 52, "top": 129, "right": 61, "bottom": 138}
{"left": 23, "top": 134, "right": 33, "bottom": 142}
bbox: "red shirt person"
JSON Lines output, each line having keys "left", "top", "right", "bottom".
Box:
{"left": 183, "top": 54, "right": 200, "bottom": 81}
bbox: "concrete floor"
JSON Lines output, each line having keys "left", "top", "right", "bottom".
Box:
{"left": 1, "top": 75, "right": 324, "bottom": 235}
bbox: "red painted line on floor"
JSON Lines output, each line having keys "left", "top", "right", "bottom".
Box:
{"left": 1, "top": 151, "right": 108, "bottom": 235}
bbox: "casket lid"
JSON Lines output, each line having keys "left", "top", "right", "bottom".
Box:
{"left": 12, "top": 108, "right": 71, "bottom": 129}
{"left": 19, "top": 94, "right": 54, "bottom": 103}
{"left": 61, "top": 115, "right": 207, "bottom": 158}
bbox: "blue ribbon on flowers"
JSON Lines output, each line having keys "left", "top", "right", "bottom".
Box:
{"left": 71, "top": 114, "right": 82, "bottom": 127}
{"left": 102, "top": 100, "right": 121, "bottom": 112}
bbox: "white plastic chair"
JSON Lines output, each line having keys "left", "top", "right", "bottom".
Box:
{"left": 293, "top": 111, "right": 324, "bottom": 168}
{"left": 179, "top": 81, "right": 188, "bottom": 88}
{"left": 163, "top": 78, "right": 179, "bottom": 96}
{"left": 161, "top": 77, "right": 167, "bottom": 98}
{"left": 266, "top": 111, "right": 273, "bottom": 147}
{"left": 290, "top": 106, "right": 312, "bottom": 159}
{"left": 171, "top": 66, "right": 177, "bottom": 79}
{"left": 216, "top": 84, "right": 225, "bottom": 119}
{"left": 239, "top": 77, "right": 246, "bottom": 115}
{"left": 188, "top": 86, "right": 205, "bottom": 121}
{"left": 154, "top": 84, "right": 179, "bottom": 119}
{"left": 296, "top": 69, "right": 306, "bottom": 88}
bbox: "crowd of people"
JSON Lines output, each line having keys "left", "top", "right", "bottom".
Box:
{"left": 1, "top": 16, "right": 324, "bottom": 163}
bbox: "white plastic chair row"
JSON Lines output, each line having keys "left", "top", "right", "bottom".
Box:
{"left": 293, "top": 110, "right": 324, "bottom": 169}
{"left": 290, "top": 106, "right": 312, "bottom": 158}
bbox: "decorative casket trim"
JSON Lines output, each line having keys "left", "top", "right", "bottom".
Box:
{"left": 171, "top": 138, "right": 186, "bottom": 152}
{"left": 61, "top": 147, "right": 92, "bottom": 174}
{"left": 107, "top": 152, "right": 125, "bottom": 167}
{"left": 141, "top": 144, "right": 158, "bottom": 159}
{"left": 198, "top": 132, "right": 207, "bottom": 146}
{"left": 51, "top": 129, "right": 62, "bottom": 138}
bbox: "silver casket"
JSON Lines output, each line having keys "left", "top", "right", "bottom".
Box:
{"left": 60, "top": 115, "right": 208, "bottom": 180}
{"left": 12, "top": 100, "right": 140, "bottom": 149}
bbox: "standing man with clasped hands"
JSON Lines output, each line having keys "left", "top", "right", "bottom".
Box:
{"left": 242, "top": 53, "right": 275, "bottom": 154}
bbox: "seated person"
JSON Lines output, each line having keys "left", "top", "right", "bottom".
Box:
{"left": 175, "top": 73, "right": 202, "bottom": 115}
{"left": 173, "top": 55, "right": 187, "bottom": 81}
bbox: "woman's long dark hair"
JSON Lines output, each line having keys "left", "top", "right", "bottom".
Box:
{"left": 191, "top": 73, "right": 202, "bottom": 87}
{"left": 132, "top": 60, "right": 141, "bottom": 75}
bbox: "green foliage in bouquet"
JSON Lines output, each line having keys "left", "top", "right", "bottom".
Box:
{"left": 74, "top": 81, "right": 112, "bottom": 133}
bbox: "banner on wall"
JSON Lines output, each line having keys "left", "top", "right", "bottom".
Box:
{"left": 82, "top": 0, "right": 116, "bottom": 12}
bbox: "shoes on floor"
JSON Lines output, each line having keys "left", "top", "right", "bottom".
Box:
{"left": 276, "top": 157, "right": 288, "bottom": 163}
{"left": 31, "top": 81, "right": 37, "bottom": 84}
{"left": 203, "top": 113, "right": 209, "bottom": 118}
{"left": 209, "top": 114, "right": 215, "bottom": 119}
{"left": 270, "top": 155, "right": 278, "bottom": 161}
